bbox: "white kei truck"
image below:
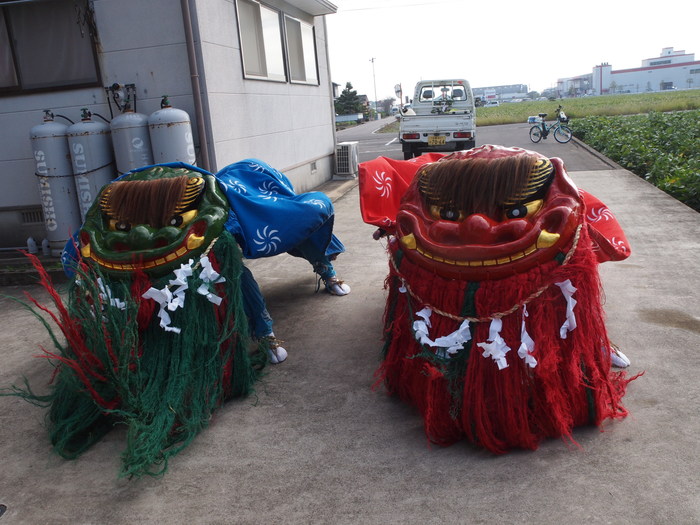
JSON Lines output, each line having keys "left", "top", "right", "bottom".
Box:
{"left": 397, "top": 79, "right": 476, "bottom": 160}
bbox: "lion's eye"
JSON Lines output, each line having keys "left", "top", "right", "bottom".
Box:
{"left": 429, "top": 205, "right": 464, "bottom": 222}
{"left": 108, "top": 219, "right": 131, "bottom": 232}
{"left": 441, "top": 208, "right": 460, "bottom": 221}
{"left": 169, "top": 209, "right": 198, "bottom": 229}
{"left": 504, "top": 199, "right": 543, "bottom": 220}
{"left": 505, "top": 205, "right": 528, "bottom": 219}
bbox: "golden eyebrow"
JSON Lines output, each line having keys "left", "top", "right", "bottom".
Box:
{"left": 99, "top": 175, "right": 205, "bottom": 227}
{"left": 502, "top": 158, "right": 554, "bottom": 205}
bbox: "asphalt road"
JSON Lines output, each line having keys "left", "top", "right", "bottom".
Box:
{"left": 338, "top": 116, "right": 618, "bottom": 171}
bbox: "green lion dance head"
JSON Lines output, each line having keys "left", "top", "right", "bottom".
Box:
{"left": 78, "top": 165, "right": 228, "bottom": 278}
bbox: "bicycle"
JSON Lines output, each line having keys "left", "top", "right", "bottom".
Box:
{"left": 529, "top": 105, "right": 572, "bottom": 143}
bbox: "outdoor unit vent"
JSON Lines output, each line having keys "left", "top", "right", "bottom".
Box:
{"left": 21, "top": 207, "right": 44, "bottom": 224}
{"left": 335, "top": 141, "right": 359, "bottom": 177}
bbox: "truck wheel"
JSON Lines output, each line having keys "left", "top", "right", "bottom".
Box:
{"left": 466, "top": 139, "right": 476, "bottom": 149}
{"left": 404, "top": 147, "right": 419, "bottom": 160}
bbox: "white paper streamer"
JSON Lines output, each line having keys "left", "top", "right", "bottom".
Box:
{"left": 96, "top": 277, "right": 126, "bottom": 311}
{"left": 141, "top": 254, "right": 228, "bottom": 333}
{"left": 197, "top": 255, "right": 226, "bottom": 305}
{"left": 141, "top": 259, "right": 197, "bottom": 334}
{"left": 477, "top": 318, "right": 511, "bottom": 370}
{"left": 517, "top": 305, "right": 537, "bottom": 368}
{"left": 412, "top": 307, "right": 471, "bottom": 358}
{"left": 555, "top": 279, "right": 578, "bottom": 339}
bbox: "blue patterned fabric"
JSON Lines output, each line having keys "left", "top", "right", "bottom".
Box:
{"left": 216, "top": 159, "right": 345, "bottom": 260}
{"left": 61, "top": 159, "right": 345, "bottom": 273}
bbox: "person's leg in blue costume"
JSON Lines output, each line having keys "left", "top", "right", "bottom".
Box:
{"left": 290, "top": 236, "right": 351, "bottom": 296}
{"left": 240, "top": 265, "right": 288, "bottom": 364}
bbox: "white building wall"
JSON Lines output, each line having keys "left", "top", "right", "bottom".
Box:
{"left": 562, "top": 49, "right": 699, "bottom": 96}
{"left": 611, "top": 61, "right": 700, "bottom": 93}
{"left": 0, "top": 0, "right": 337, "bottom": 248}
{"left": 194, "top": 0, "right": 336, "bottom": 192}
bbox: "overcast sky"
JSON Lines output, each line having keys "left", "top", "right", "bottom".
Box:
{"left": 325, "top": 0, "right": 699, "bottom": 101}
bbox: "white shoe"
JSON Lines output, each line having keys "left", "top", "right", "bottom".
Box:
{"left": 611, "top": 347, "right": 630, "bottom": 368}
{"left": 268, "top": 345, "right": 288, "bottom": 364}
{"left": 263, "top": 333, "right": 288, "bottom": 364}
{"left": 325, "top": 276, "right": 351, "bottom": 296}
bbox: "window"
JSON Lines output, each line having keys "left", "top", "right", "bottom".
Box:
{"left": 236, "top": 0, "right": 320, "bottom": 85}
{"left": 237, "top": 0, "right": 286, "bottom": 82}
{"left": 0, "top": 0, "right": 100, "bottom": 94}
{"left": 284, "top": 15, "right": 318, "bottom": 84}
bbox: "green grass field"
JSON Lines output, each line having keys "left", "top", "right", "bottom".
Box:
{"left": 380, "top": 90, "right": 700, "bottom": 130}
{"left": 475, "top": 90, "right": 700, "bottom": 126}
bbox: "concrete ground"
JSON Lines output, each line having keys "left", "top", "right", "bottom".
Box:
{"left": 1, "top": 139, "right": 699, "bottom": 524}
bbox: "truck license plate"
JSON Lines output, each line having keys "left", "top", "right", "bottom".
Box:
{"left": 428, "top": 135, "right": 446, "bottom": 146}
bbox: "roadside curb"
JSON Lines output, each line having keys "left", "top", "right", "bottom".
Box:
{"left": 316, "top": 176, "right": 359, "bottom": 203}
{"left": 571, "top": 136, "right": 623, "bottom": 170}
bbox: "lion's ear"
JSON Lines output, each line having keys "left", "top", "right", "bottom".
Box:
{"left": 581, "top": 190, "right": 631, "bottom": 262}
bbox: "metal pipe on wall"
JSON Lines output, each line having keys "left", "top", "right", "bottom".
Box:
{"left": 180, "top": 0, "right": 211, "bottom": 172}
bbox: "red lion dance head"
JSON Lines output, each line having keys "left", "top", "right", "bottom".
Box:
{"left": 359, "top": 145, "right": 636, "bottom": 453}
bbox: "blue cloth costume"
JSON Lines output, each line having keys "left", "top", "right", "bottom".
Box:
{"left": 62, "top": 159, "right": 346, "bottom": 338}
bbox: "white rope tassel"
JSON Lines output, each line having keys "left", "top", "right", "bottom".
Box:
{"left": 477, "top": 318, "right": 511, "bottom": 370}
{"left": 517, "top": 305, "right": 537, "bottom": 368}
{"left": 555, "top": 279, "right": 578, "bottom": 339}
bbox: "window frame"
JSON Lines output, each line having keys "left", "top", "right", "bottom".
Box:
{"left": 235, "top": 0, "right": 288, "bottom": 83}
{"left": 235, "top": 0, "right": 321, "bottom": 86}
{"left": 0, "top": 0, "right": 102, "bottom": 97}
{"left": 283, "top": 14, "right": 319, "bottom": 86}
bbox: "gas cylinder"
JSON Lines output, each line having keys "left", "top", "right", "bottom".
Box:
{"left": 29, "top": 110, "right": 83, "bottom": 256}
{"left": 110, "top": 106, "right": 153, "bottom": 174}
{"left": 66, "top": 108, "right": 115, "bottom": 221}
{"left": 148, "top": 96, "right": 196, "bottom": 165}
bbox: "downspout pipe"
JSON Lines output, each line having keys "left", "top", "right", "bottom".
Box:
{"left": 323, "top": 15, "right": 340, "bottom": 180}
{"left": 180, "top": 0, "right": 211, "bottom": 172}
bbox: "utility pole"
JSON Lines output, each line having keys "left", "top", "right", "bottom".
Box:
{"left": 370, "top": 57, "right": 378, "bottom": 119}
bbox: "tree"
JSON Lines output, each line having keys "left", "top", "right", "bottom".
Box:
{"left": 335, "top": 82, "right": 363, "bottom": 115}
{"left": 379, "top": 97, "right": 396, "bottom": 115}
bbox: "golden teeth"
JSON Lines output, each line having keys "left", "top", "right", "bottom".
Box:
{"left": 406, "top": 228, "right": 562, "bottom": 268}
{"left": 400, "top": 233, "right": 417, "bottom": 250}
{"left": 83, "top": 237, "right": 199, "bottom": 272}
{"left": 186, "top": 234, "right": 205, "bottom": 251}
{"left": 536, "top": 229, "right": 560, "bottom": 248}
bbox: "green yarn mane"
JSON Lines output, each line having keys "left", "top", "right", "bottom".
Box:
{"left": 3, "top": 232, "right": 265, "bottom": 478}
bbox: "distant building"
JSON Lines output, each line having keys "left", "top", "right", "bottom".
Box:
{"left": 472, "top": 84, "right": 529, "bottom": 103}
{"left": 558, "top": 47, "right": 700, "bottom": 97}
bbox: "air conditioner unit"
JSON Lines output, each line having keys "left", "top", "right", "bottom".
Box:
{"left": 335, "top": 141, "right": 359, "bottom": 178}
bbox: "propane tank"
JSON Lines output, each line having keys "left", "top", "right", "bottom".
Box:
{"left": 66, "top": 108, "right": 115, "bottom": 221}
{"left": 29, "top": 110, "right": 83, "bottom": 256}
{"left": 110, "top": 102, "right": 153, "bottom": 174}
{"left": 148, "top": 96, "right": 196, "bottom": 165}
